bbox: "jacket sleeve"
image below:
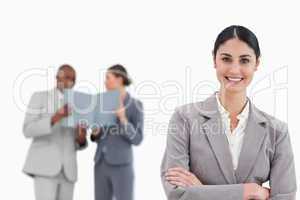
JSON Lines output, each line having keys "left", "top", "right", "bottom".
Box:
{"left": 269, "top": 125, "right": 297, "bottom": 200}
{"left": 120, "top": 100, "right": 144, "bottom": 145}
{"left": 161, "top": 109, "right": 244, "bottom": 200}
{"left": 23, "top": 92, "right": 53, "bottom": 138}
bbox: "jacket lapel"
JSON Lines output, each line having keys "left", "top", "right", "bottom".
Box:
{"left": 200, "top": 94, "right": 237, "bottom": 184}
{"left": 47, "top": 88, "right": 57, "bottom": 114}
{"left": 235, "top": 102, "right": 267, "bottom": 183}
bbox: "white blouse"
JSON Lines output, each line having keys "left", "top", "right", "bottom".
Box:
{"left": 215, "top": 93, "right": 250, "bottom": 170}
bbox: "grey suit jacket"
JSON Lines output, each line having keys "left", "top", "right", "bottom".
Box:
{"left": 94, "top": 93, "right": 143, "bottom": 165}
{"left": 161, "top": 93, "right": 297, "bottom": 200}
{"left": 23, "top": 89, "right": 87, "bottom": 183}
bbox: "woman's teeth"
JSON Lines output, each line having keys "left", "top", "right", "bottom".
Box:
{"left": 226, "top": 77, "right": 243, "bottom": 82}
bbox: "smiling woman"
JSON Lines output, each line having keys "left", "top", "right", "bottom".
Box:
{"left": 213, "top": 26, "right": 260, "bottom": 96}
{"left": 161, "top": 25, "right": 297, "bottom": 200}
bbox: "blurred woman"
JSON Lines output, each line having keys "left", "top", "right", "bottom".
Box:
{"left": 91, "top": 64, "right": 144, "bottom": 200}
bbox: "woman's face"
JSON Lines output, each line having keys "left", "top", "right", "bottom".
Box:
{"left": 105, "top": 72, "right": 123, "bottom": 91}
{"left": 214, "top": 38, "right": 259, "bottom": 94}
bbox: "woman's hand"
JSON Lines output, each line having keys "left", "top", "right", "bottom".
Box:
{"left": 243, "top": 183, "right": 270, "bottom": 200}
{"left": 116, "top": 101, "right": 128, "bottom": 124}
{"left": 90, "top": 128, "right": 101, "bottom": 142}
{"left": 165, "top": 167, "right": 202, "bottom": 187}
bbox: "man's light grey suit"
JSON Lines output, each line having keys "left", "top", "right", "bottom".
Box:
{"left": 23, "top": 89, "right": 86, "bottom": 200}
{"left": 161, "top": 93, "right": 297, "bottom": 200}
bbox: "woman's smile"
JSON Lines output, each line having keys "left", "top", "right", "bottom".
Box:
{"left": 225, "top": 76, "right": 244, "bottom": 83}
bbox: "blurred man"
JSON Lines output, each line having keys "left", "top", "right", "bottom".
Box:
{"left": 22, "top": 64, "right": 87, "bottom": 200}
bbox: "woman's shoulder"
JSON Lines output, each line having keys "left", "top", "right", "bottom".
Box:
{"left": 173, "top": 101, "right": 207, "bottom": 120}
{"left": 173, "top": 94, "right": 218, "bottom": 119}
{"left": 252, "top": 104, "right": 288, "bottom": 135}
{"left": 127, "top": 95, "right": 143, "bottom": 111}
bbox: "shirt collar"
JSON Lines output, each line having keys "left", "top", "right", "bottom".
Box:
{"left": 215, "top": 93, "right": 249, "bottom": 121}
{"left": 54, "top": 87, "right": 64, "bottom": 100}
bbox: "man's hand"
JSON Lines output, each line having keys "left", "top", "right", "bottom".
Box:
{"left": 51, "top": 104, "right": 71, "bottom": 126}
{"left": 76, "top": 123, "right": 87, "bottom": 145}
{"left": 165, "top": 167, "right": 202, "bottom": 187}
{"left": 243, "top": 183, "right": 270, "bottom": 200}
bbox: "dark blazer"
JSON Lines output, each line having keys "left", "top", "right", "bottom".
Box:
{"left": 161, "top": 93, "right": 297, "bottom": 200}
{"left": 93, "top": 93, "right": 144, "bottom": 165}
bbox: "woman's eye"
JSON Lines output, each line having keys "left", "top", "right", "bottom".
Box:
{"left": 222, "top": 57, "right": 231, "bottom": 62}
{"left": 240, "top": 58, "right": 250, "bottom": 64}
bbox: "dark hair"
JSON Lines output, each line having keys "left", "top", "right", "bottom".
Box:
{"left": 107, "top": 64, "right": 132, "bottom": 86}
{"left": 213, "top": 25, "right": 261, "bottom": 59}
{"left": 58, "top": 64, "right": 75, "bottom": 72}
{"left": 57, "top": 64, "right": 76, "bottom": 82}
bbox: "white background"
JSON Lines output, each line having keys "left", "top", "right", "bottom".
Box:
{"left": 1, "top": 0, "right": 299, "bottom": 199}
